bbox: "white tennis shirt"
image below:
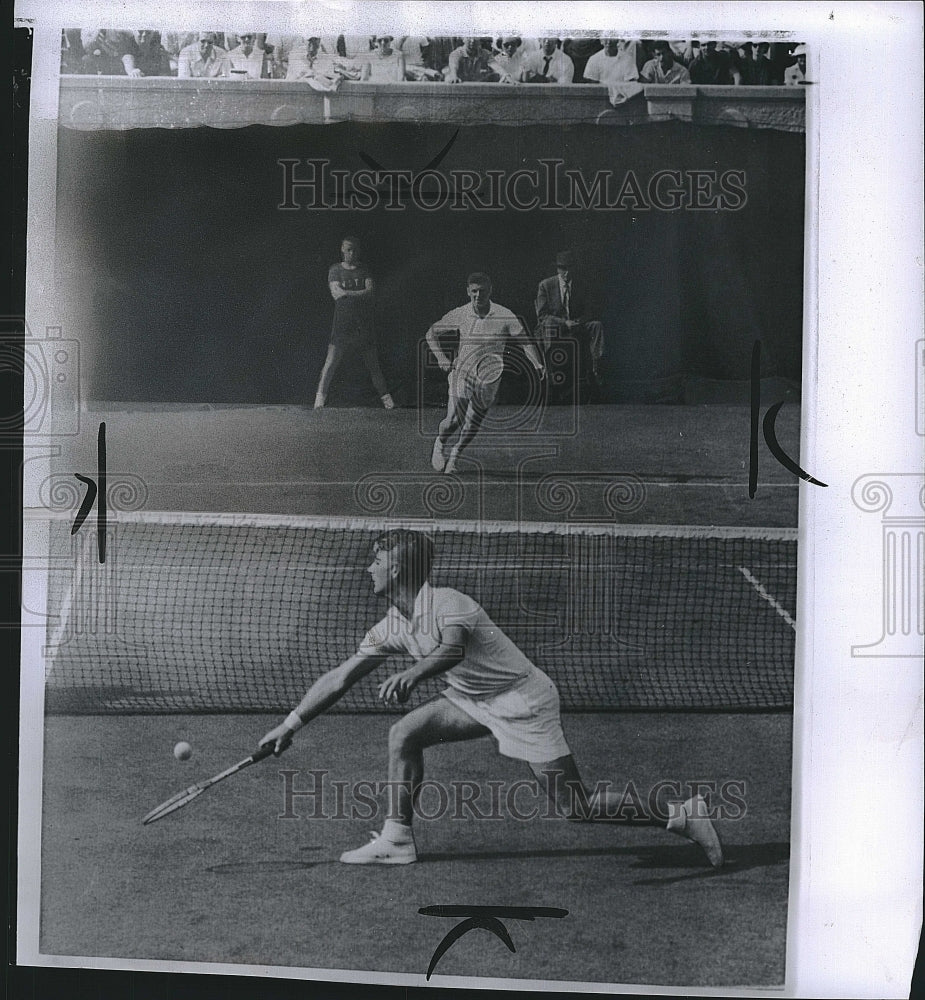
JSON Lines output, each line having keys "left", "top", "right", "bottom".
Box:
{"left": 429, "top": 302, "right": 528, "bottom": 378}
{"left": 358, "top": 582, "right": 537, "bottom": 697}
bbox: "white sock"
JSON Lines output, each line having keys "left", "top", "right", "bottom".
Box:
{"left": 381, "top": 393, "right": 395, "bottom": 409}
{"left": 314, "top": 392, "right": 326, "bottom": 409}
{"left": 381, "top": 818, "right": 413, "bottom": 843}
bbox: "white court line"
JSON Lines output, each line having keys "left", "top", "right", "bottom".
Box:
{"left": 737, "top": 566, "right": 797, "bottom": 631}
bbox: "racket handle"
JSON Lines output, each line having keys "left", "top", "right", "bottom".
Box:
{"left": 252, "top": 742, "right": 277, "bottom": 763}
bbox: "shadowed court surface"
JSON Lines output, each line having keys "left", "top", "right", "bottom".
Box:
{"left": 40, "top": 712, "right": 791, "bottom": 987}
{"left": 61, "top": 403, "right": 803, "bottom": 525}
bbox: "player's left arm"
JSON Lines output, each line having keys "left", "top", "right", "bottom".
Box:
{"left": 378, "top": 624, "right": 468, "bottom": 705}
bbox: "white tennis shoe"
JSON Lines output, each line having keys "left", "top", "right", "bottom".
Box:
{"left": 431, "top": 437, "right": 447, "bottom": 472}
{"left": 443, "top": 449, "right": 460, "bottom": 475}
{"left": 339, "top": 831, "right": 417, "bottom": 865}
{"left": 667, "top": 794, "right": 724, "bottom": 868}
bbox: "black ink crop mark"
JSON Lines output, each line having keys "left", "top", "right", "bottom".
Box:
{"left": 749, "top": 341, "right": 826, "bottom": 497}
{"left": 71, "top": 421, "right": 107, "bottom": 562}
{"left": 419, "top": 904, "right": 568, "bottom": 980}
{"left": 763, "top": 402, "right": 827, "bottom": 487}
{"left": 359, "top": 128, "right": 460, "bottom": 175}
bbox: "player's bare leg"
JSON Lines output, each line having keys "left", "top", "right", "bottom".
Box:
{"left": 339, "top": 697, "right": 489, "bottom": 864}
{"left": 433, "top": 391, "right": 467, "bottom": 472}
{"left": 361, "top": 346, "right": 394, "bottom": 409}
{"left": 528, "top": 756, "right": 724, "bottom": 868}
{"left": 444, "top": 401, "right": 487, "bottom": 474}
{"left": 314, "top": 344, "right": 344, "bottom": 408}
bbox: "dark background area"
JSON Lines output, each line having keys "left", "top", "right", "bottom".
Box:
{"left": 55, "top": 121, "right": 804, "bottom": 406}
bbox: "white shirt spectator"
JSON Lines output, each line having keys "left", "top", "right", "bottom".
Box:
{"left": 492, "top": 49, "right": 526, "bottom": 83}
{"left": 784, "top": 62, "right": 805, "bottom": 85}
{"left": 639, "top": 57, "right": 691, "bottom": 84}
{"left": 520, "top": 48, "right": 574, "bottom": 83}
{"left": 584, "top": 42, "right": 639, "bottom": 83}
{"left": 226, "top": 40, "right": 268, "bottom": 78}
{"left": 177, "top": 39, "right": 228, "bottom": 78}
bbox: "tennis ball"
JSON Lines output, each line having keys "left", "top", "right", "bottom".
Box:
{"left": 174, "top": 741, "right": 193, "bottom": 761}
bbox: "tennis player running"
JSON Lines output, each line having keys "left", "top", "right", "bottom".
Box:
{"left": 425, "top": 272, "right": 546, "bottom": 474}
{"left": 260, "top": 529, "right": 724, "bottom": 868}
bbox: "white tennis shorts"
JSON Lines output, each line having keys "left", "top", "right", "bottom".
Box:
{"left": 442, "top": 668, "right": 572, "bottom": 764}
{"left": 449, "top": 353, "right": 504, "bottom": 410}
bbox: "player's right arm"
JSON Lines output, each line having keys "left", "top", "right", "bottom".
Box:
{"left": 259, "top": 650, "right": 388, "bottom": 755}
{"left": 425, "top": 321, "right": 454, "bottom": 372}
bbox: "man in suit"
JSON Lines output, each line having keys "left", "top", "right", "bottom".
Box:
{"left": 535, "top": 251, "right": 605, "bottom": 402}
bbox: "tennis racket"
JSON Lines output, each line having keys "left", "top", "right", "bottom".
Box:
{"left": 142, "top": 742, "right": 276, "bottom": 825}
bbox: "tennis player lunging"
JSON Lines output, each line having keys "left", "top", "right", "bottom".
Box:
{"left": 260, "top": 530, "right": 724, "bottom": 868}
{"left": 425, "top": 272, "right": 546, "bottom": 474}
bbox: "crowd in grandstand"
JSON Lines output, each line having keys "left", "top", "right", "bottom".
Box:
{"left": 61, "top": 31, "right": 808, "bottom": 87}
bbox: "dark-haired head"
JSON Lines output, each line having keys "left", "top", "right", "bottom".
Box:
{"left": 372, "top": 530, "right": 434, "bottom": 592}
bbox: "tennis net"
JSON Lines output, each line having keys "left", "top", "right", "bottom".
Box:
{"left": 40, "top": 512, "right": 797, "bottom": 713}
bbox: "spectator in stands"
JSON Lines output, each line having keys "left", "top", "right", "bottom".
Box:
{"left": 444, "top": 37, "right": 499, "bottom": 83}
{"left": 563, "top": 36, "right": 603, "bottom": 82}
{"left": 125, "top": 30, "right": 172, "bottom": 77}
{"left": 159, "top": 31, "right": 196, "bottom": 73}
{"left": 79, "top": 29, "right": 137, "bottom": 75}
{"left": 784, "top": 44, "right": 807, "bottom": 86}
{"left": 362, "top": 35, "right": 407, "bottom": 83}
{"left": 640, "top": 40, "right": 691, "bottom": 84}
{"left": 226, "top": 32, "right": 269, "bottom": 79}
{"left": 396, "top": 35, "right": 440, "bottom": 78}
{"left": 262, "top": 34, "right": 310, "bottom": 78}
{"left": 535, "top": 251, "right": 605, "bottom": 399}
{"left": 521, "top": 37, "right": 575, "bottom": 84}
{"left": 767, "top": 42, "right": 793, "bottom": 85}
{"left": 741, "top": 41, "right": 774, "bottom": 85}
{"left": 670, "top": 40, "right": 697, "bottom": 66}
{"left": 286, "top": 36, "right": 359, "bottom": 87}
{"left": 583, "top": 36, "right": 640, "bottom": 84}
{"left": 753, "top": 41, "right": 775, "bottom": 84}
{"left": 61, "top": 29, "right": 84, "bottom": 73}
{"left": 688, "top": 40, "right": 736, "bottom": 85}
{"left": 422, "top": 37, "right": 461, "bottom": 75}
{"left": 491, "top": 37, "right": 526, "bottom": 84}
{"left": 728, "top": 41, "right": 759, "bottom": 85}
{"left": 177, "top": 32, "right": 229, "bottom": 78}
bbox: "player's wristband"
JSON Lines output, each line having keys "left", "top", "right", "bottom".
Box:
{"left": 284, "top": 711, "right": 304, "bottom": 733}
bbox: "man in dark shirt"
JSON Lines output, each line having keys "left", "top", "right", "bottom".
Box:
{"left": 79, "top": 29, "right": 136, "bottom": 75}
{"left": 131, "top": 30, "right": 173, "bottom": 77}
{"left": 688, "top": 41, "right": 735, "bottom": 85}
{"left": 535, "top": 251, "right": 605, "bottom": 402}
